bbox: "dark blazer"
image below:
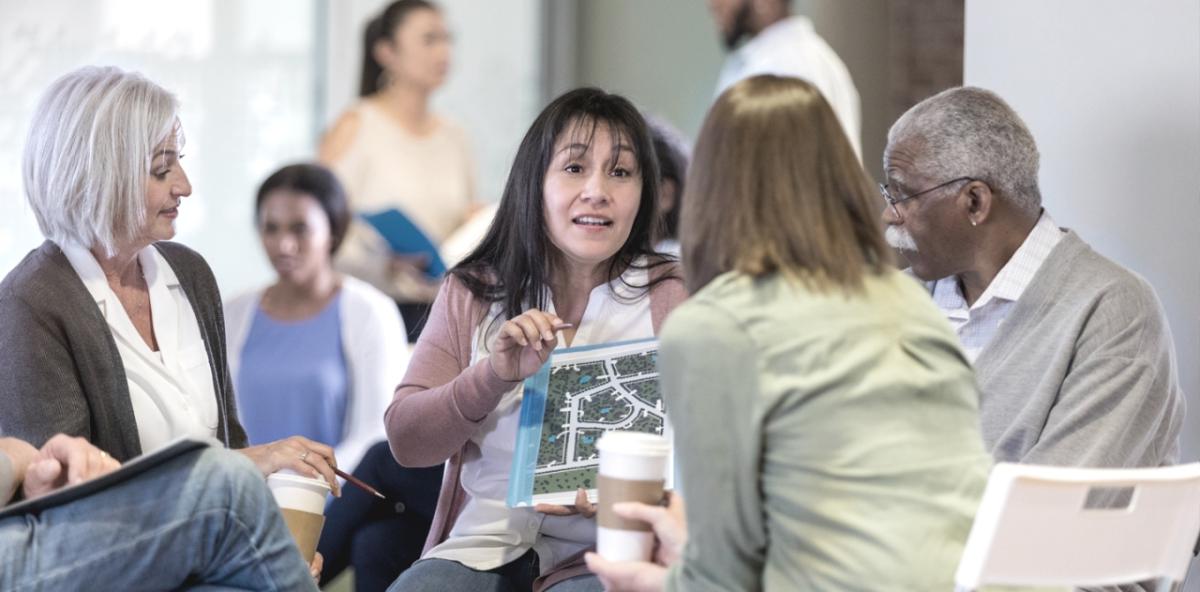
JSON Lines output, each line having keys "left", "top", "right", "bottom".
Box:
{"left": 0, "top": 240, "right": 247, "bottom": 461}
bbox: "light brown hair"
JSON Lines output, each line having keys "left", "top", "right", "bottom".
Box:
{"left": 681, "top": 75, "right": 891, "bottom": 293}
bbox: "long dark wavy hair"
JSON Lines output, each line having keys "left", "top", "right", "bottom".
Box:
{"left": 451, "top": 88, "right": 677, "bottom": 321}
{"left": 360, "top": 0, "right": 438, "bottom": 97}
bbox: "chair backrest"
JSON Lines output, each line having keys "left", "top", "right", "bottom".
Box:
{"left": 955, "top": 462, "right": 1200, "bottom": 590}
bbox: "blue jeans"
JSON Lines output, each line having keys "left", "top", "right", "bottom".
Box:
{"left": 0, "top": 447, "right": 317, "bottom": 591}
{"left": 387, "top": 551, "right": 602, "bottom": 592}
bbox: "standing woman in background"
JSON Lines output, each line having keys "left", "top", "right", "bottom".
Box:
{"left": 321, "top": 0, "right": 478, "bottom": 342}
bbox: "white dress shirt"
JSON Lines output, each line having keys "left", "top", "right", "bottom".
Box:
{"left": 425, "top": 263, "right": 655, "bottom": 574}
{"left": 60, "top": 242, "right": 219, "bottom": 453}
{"left": 930, "top": 213, "right": 1065, "bottom": 362}
{"left": 715, "top": 15, "right": 862, "bottom": 157}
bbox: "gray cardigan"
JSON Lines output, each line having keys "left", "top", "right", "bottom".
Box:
{"left": 0, "top": 241, "right": 247, "bottom": 461}
{"left": 967, "top": 231, "right": 1185, "bottom": 467}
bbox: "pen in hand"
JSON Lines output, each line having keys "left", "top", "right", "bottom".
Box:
{"left": 333, "top": 467, "right": 386, "bottom": 500}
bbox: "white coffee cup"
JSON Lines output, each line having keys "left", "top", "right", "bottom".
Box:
{"left": 596, "top": 431, "right": 671, "bottom": 562}
{"left": 267, "top": 470, "right": 332, "bottom": 563}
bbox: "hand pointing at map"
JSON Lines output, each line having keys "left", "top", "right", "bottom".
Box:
{"left": 489, "top": 309, "right": 572, "bottom": 382}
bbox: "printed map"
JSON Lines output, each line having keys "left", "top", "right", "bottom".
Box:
{"left": 532, "top": 340, "right": 664, "bottom": 496}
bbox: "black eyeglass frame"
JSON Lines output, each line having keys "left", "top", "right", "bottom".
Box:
{"left": 878, "top": 176, "right": 975, "bottom": 219}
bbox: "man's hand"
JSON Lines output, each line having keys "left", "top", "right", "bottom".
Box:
{"left": 22, "top": 434, "right": 121, "bottom": 500}
{"left": 535, "top": 487, "right": 596, "bottom": 518}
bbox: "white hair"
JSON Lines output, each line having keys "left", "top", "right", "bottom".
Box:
{"left": 22, "top": 65, "right": 179, "bottom": 256}
{"left": 887, "top": 86, "right": 1042, "bottom": 216}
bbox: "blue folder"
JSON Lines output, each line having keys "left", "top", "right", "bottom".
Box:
{"left": 360, "top": 208, "right": 447, "bottom": 279}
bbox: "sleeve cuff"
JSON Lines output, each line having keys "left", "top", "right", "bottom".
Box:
{"left": 452, "top": 358, "right": 523, "bottom": 422}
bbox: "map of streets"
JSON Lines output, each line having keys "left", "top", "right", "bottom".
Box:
{"left": 532, "top": 340, "right": 664, "bottom": 496}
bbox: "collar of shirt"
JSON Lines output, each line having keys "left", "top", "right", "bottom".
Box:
{"left": 932, "top": 212, "right": 1065, "bottom": 317}
{"left": 747, "top": 15, "right": 814, "bottom": 51}
{"left": 725, "top": 15, "right": 814, "bottom": 75}
{"left": 59, "top": 241, "right": 185, "bottom": 364}
{"left": 59, "top": 241, "right": 182, "bottom": 307}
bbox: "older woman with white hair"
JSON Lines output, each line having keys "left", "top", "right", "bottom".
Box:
{"left": 0, "top": 66, "right": 342, "bottom": 503}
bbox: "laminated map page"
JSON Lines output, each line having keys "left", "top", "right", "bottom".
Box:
{"left": 506, "top": 337, "right": 672, "bottom": 507}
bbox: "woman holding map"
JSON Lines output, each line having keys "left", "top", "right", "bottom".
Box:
{"left": 382, "top": 88, "right": 686, "bottom": 592}
{"left": 584, "top": 75, "right": 993, "bottom": 591}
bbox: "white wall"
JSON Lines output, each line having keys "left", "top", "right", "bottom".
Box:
{"left": 965, "top": 0, "right": 1200, "bottom": 582}
{"left": 0, "top": 0, "right": 322, "bottom": 297}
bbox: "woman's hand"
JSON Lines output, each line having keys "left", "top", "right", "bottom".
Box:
{"left": 19, "top": 434, "right": 121, "bottom": 500}
{"left": 584, "top": 493, "right": 688, "bottom": 592}
{"left": 309, "top": 551, "right": 324, "bottom": 581}
{"left": 489, "top": 309, "right": 568, "bottom": 382}
{"left": 238, "top": 436, "right": 341, "bottom": 496}
{"left": 535, "top": 487, "right": 596, "bottom": 518}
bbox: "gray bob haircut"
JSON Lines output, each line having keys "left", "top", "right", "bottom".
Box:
{"left": 887, "top": 86, "right": 1042, "bottom": 216}
{"left": 23, "top": 65, "right": 179, "bottom": 255}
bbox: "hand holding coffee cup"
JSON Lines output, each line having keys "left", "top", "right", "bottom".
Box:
{"left": 267, "top": 469, "right": 332, "bottom": 563}
{"left": 596, "top": 431, "right": 671, "bottom": 562}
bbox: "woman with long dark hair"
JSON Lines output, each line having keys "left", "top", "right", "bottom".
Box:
{"left": 383, "top": 88, "right": 685, "bottom": 592}
{"left": 321, "top": 0, "right": 477, "bottom": 341}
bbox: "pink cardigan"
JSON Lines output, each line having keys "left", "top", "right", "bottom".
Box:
{"left": 385, "top": 265, "right": 686, "bottom": 588}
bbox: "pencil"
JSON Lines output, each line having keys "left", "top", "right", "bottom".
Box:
{"left": 334, "top": 467, "right": 387, "bottom": 500}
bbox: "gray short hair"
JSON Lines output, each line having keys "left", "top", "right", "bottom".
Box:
{"left": 22, "top": 66, "right": 179, "bottom": 255}
{"left": 887, "top": 86, "right": 1042, "bottom": 216}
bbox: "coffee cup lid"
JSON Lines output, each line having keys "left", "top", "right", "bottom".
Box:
{"left": 268, "top": 470, "right": 332, "bottom": 492}
{"left": 596, "top": 431, "right": 670, "bottom": 456}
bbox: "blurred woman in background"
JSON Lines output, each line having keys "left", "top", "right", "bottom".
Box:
{"left": 225, "top": 163, "right": 421, "bottom": 591}
{"left": 321, "top": 0, "right": 477, "bottom": 341}
{"left": 644, "top": 116, "right": 689, "bottom": 255}
{"left": 225, "top": 163, "right": 407, "bottom": 475}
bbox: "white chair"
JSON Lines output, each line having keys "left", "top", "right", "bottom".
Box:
{"left": 955, "top": 462, "right": 1200, "bottom": 591}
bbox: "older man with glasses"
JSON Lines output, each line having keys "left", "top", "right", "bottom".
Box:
{"left": 880, "top": 86, "right": 1184, "bottom": 468}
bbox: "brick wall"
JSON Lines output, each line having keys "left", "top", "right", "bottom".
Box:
{"left": 889, "top": 0, "right": 965, "bottom": 121}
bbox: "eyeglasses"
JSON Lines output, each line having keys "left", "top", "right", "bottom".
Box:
{"left": 878, "top": 176, "right": 974, "bottom": 221}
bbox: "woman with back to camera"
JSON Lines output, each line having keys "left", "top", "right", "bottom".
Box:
{"left": 322, "top": 0, "right": 477, "bottom": 341}
{"left": 383, "top": 88, "right": 687, "bottom": 592}
{"left": 585, "top": 75, "right": 992, "bottom": 591}
{"left": 0, "top": 66, "right": 341, "bottom": 577}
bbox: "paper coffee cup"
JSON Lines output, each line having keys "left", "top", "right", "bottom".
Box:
{"left": 596, "top": 431, "right": 671, "bottom": 562}
{"left": 267, "top": 470, "right": 331, "bottom": 563}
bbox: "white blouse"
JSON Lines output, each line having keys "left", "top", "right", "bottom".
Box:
{"left": 60, "top": 242, "right": 218, "bottom": 453}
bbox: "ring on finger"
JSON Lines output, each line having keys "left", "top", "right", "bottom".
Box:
{"left": 299, "top": 450, "right": 310, "bottom": 462}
